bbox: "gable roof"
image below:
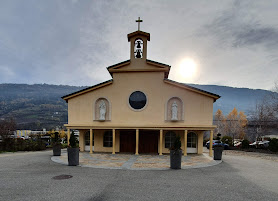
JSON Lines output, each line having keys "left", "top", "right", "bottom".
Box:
{"left": 127, "top": 30, "right": 150, "bottom": 41}
{"left": 61, "top": 79, "right": 113, "bottom": 102}
{"left": 164, "top": 79, "right": 220, "bottom": 102}
{"left": 106, "top": 59, "right": 171, "bottom": 78}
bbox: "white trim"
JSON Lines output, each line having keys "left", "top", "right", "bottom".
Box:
{"left": 165, "top": 96, "right": 184, "bottom": 121}
{"left": 85, "top": 145, "right": 94, "bottom": 152}
{"left": 127, "top": 90, "right": 148, "bottom": 112}
{"left": 93, "top": 97, "right": 112, "bottom": 121}
{"left": 187, "top": 148, "right": 197, "bottom": 154}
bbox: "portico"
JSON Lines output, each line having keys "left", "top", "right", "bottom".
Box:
{"left": 66, "top": 127, "right": 215, "bottom": 157}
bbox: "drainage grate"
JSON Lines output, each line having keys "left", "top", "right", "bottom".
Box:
{"left": 52, "top": 175, "right": 73, "bottom": 180}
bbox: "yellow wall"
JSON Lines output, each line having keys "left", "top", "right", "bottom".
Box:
{"left": 158, "top": 130, "right": 203, "bottom": 154}
{"left": 93, "top": 130, "right": 120, "bottom": 153}
{"left": 68, "top": 71, "right": 214, "bottom": 127}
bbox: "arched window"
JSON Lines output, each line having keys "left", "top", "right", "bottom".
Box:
{"left": 103, "top": 131, "right": 112, "bottom": 147}
{"left": 165, "top": 131, "right": 176, "bottom": 148}
{"left": 187, "top": 132, "right": 197, "bottom": 148}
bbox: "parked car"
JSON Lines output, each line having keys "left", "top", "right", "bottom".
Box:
{"left": 206, "top": 140, "right": 229, "bottom": 150}
{"left": 234, "top": 141, "right": 242, "bottom": 147}
{"left": 249, "top": 141, "right": 269, "bottom": 148}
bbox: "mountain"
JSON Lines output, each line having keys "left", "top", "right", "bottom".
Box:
{"left": 187, "top": 84, "right": 274, "bottom": 116}
{"left": 0, "top": 84, "right": 86, "bottom": 130}
{"left": 0, "top": 83, "right": 274, "bottom": 130}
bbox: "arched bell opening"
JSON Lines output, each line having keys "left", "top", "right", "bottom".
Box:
{"left": 134, "top": 38, "right": 143, "bottom": 58}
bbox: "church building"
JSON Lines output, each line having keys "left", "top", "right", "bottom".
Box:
{"left": 62, "top": 19, "right": 220, "bottom": 157}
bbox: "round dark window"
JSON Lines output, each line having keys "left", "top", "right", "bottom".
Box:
{"left": 129, "top": 91, "right": 147, "bottom": 110}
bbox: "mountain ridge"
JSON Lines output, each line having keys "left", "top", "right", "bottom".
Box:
{"left": 0, "top": 83, "right": 275, "bottom": 130}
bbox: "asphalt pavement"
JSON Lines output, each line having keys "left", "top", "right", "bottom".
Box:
{"left": 0, "top": 150, "right": 277, "bottom": 201}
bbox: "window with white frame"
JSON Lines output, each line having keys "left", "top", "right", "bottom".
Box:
{"left": 187, "top": 132, "right": 197, "bottom": 148}
{"left": 165, "top": 131, "right": 176, "bottom": 148}
{"left": 85, "top": 131, "right": 94, "bottom": 146}
{"left": 103, "top": 131, "right": 112, "bottom": 147}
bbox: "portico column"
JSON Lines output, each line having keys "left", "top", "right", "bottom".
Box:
{"left": 67, "top": 129, "right": 70, "bottom": 146}
{"left": 112, "top": 129, "right": 116, "bottom": 154}
{"left": 209, "top": 130, "right": 213, "bottom": 157}
{"left": 159, "top": 130, "right": 163, "bottom": 155}
{"left": 90, "top": 129, "right": 93, "bottom": 154}
{"left": 135, "top": 129, "right": 139, "bottom": 155}
{"left": 184, "top": 130, "right": 188, "bottom": 156}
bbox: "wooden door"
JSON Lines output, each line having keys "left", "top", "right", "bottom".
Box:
{"left": 139, "top": 130, "right": 158, "bottom": 154}
{"left": 120, "top": 130, "right": 136, "bottom": 153}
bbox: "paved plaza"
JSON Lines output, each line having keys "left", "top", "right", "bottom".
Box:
{"left": 51, "top": 149, "right": 221, "bottom": 170}
{"left": 0, "top": 149, "right": 278, "bottom": 201}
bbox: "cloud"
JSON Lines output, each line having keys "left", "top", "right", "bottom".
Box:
{"left": 0, "top": 0, "right": 277, "bottom": 90}
{"left": 201, "top": 0, "right": 278, "bottom": 51}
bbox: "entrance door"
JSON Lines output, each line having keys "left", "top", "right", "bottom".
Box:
{"left": 187, "top": 132, "right": 197, "bottom": 153}
{"left": 85, "top": 130, "right": 94, "bottom": 152}
{"left": 120, "top": 130, "right": 136, "bottom": 153}
{"left": 139, "top": 130, "right": 158, "bottom": 154}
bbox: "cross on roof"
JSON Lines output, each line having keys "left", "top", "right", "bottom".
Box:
{"left": 136, "top": 17, "right": 143, "bottom": 31}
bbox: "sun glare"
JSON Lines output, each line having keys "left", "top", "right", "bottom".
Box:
{"left": 178, "top": 58, "right": 197, "bottom": 80}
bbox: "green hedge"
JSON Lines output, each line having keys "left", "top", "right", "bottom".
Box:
{"left": 0, "top": 138, "right": 46, "bottom": 152}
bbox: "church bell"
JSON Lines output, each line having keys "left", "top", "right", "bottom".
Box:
{"left": 135, "top": 49, "right": 142, "bottom": 58}
{"left": 136, "top": 41, "right": 141, "bottom": 49}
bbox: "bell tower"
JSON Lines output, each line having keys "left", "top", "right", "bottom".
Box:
{"left": 127, "top": 17, "right": 150, "bottom": 64}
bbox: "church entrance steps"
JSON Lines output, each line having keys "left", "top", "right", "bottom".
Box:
{"left": 51, "top": 150, "right": 221, "bottom": 170}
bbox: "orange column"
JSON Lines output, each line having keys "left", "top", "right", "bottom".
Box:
{"left": 67, "top": 129, "right": 70, "bottom": 146}
{"left": 135, "top": 129, "right": 139, "bottom": 155}
{"left": 209, "top": 130, "right": 213, "bottom": 157}
{"left": 184, "top": 130, "right": 188, "bottom": 156}
{"left": 112, "top": 129, "right": 116, "bottom": 154}
{"left": 90, "top": 129, "right": 93, "bottom": 154}
{"left": 159, "top": 130, "right": 163, "bottom": 155}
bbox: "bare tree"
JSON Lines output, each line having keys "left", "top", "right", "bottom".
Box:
{"left": 0, "top": 118, "right": 16, "bottom": 140}
{"left": 214, "top": 109, "right": 226, "bottom": 135}
{"left": 270, "top": 82, "right": 278, "bottom": 117}
{"left": 249, "top": 99, "right": 275, "bottom": 141}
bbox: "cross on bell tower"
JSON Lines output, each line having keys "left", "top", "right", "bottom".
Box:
{"left": 128, "top": 17, "right": 150, "bottom": 62}
{"left": 136, "top": 17, "right": 143, "bottom": 31}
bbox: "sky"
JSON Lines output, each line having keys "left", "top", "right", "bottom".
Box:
{"left": 0, "top": 0, "right": 277, "bottom": 90}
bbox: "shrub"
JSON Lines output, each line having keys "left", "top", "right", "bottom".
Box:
{"left": 242, "top": 139, "right": 250, "bottom": 149}
{"left": 51, "top": 131, "right": 61, "bottom": 147}
{"left": 170, "top": 136, "right": 181, "bottom": 151}
{"left": 61, "top": 143, "right": 68, "bottom": 149}
{"left": 69, "top": 131, "right": 78, "bottom": 148}
{"left": 221, "top": 136, "right": 233, "bottom": 146}
{"left": 269, "top": 138, "right": 278, "bottom": 152}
